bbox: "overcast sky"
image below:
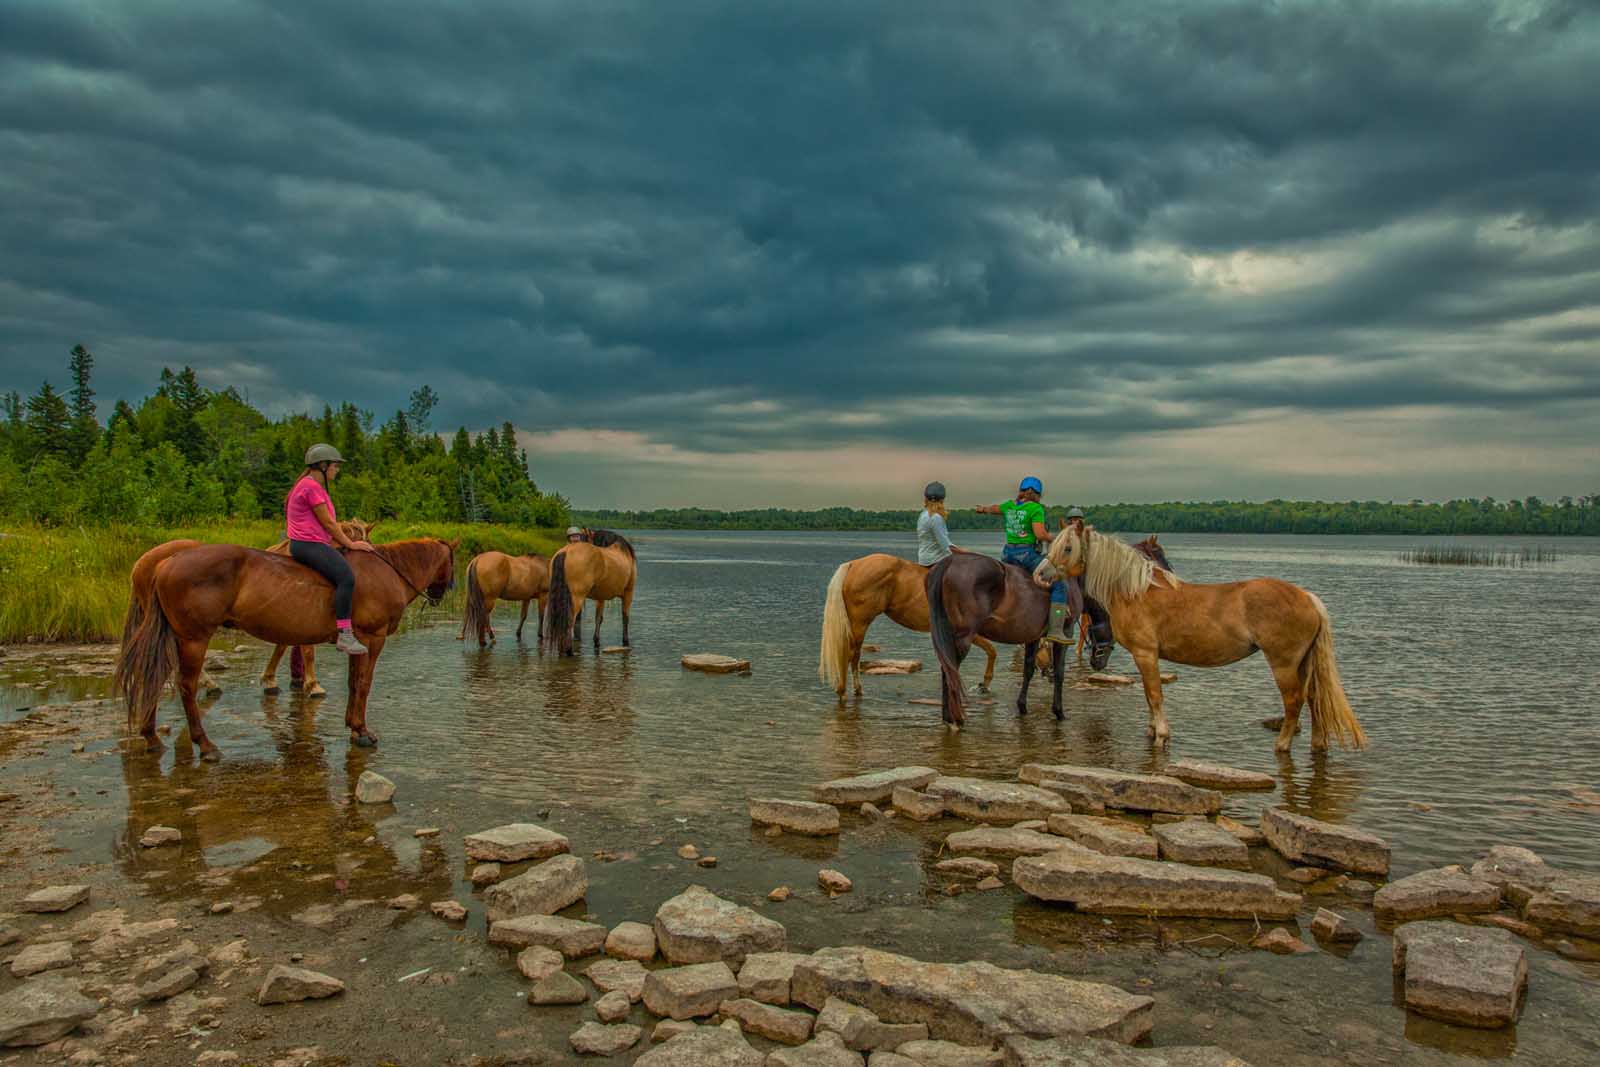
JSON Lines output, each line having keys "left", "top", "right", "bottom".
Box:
{"left": 3, "top": 0, "right": 1597, "bottom": 508}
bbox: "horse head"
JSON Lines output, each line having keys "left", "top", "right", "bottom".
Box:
{"left": 422, "top": 538, "right": 459, "bottom": 603}
{"left": 1134, "top": 534, "right": 1174, "bottom": 573}
{"left": 1046, "top": 524, "right": 1089, "bottom": 579}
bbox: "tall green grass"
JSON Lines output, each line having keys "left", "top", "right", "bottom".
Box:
{"left": 0, "top": 522, "right": 565, "bottom": 644}
{"left": 1399, "top": 544, "right": 1561, "bottom": 567}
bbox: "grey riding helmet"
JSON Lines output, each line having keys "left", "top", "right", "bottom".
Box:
{"left": 1066, "top": 506, "right": 1085, "bottom": 519}
{"left": 304, "top": 443, "right": 344, "bottom": 466}
{"left": 923, "top": 481, "right": 947, "bottom": 501}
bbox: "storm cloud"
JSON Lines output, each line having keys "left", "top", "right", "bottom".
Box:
{"left": 2, "top": 0, "right": 1596, "bottom": 506}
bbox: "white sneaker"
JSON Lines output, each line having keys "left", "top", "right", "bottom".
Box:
{"left": 335, "top": 629, "right": 368, "bottom": 655}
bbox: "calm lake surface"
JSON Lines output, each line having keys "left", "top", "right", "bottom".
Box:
{"left": 5, "top": 530, "right": 1600, "bottom": 1064}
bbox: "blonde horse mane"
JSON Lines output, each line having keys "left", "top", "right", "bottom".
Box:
{"left": 1050, "top": 526, "right": 1179, "bottom": 604}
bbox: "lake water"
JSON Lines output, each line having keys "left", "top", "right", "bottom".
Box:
{"left": 4, "top": 530, "right": 1599, "bottom": 1065}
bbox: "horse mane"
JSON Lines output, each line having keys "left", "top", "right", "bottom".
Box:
{"left": 1055, "top": 527, "right": 1179, "bottom": 604}
{"left": 589, "top": 529, "right": 635, "bottom": 558}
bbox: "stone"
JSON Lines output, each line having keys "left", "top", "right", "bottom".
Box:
{"left": 10, "top": 941, "right": 73, "bottom": 978}
{"left": 1152, "top": 821, "right": 1251, "bottom": 870}
{"left": 516, "top": 946, "right": 566, "bottom": 981}
{"left": 1284, "top": 866, "right": 1329, "bottom": 884}
{"left": 0, "top": 977, "right": 100, "bottom": 1047}
{"left": 679, "top": 844, "right": 701, "bottom": 859}
{"left": 652, "top": 1019, "right": 698, "bottom": 1043}
{"left": 470, "top": 862, "right": 502, "bottom": 887}
{"left": 256, "top": 965, "right": 345, "bottom": 1005}
{"left": 133, "top": 940, "right": 209, "bottom": 985}
{"left": 388, "top": 893, "right": 421, "bottom": 910}
{"left": 1019, "top": 765, "right": 1221, "bottom": 816}
{"left": 1046, "top": 815, "right": 1157, "bottom": 860}
{"left": 860, "top": 802, "right": 885, "bottom": 820}
{"left": 769, "top": 886, "right": 794, "bottom": 902}
{"left": 414, "top": 826, "right": 441, "bottom": 837}
{"left": 489, "top": 914, "right": 608, "bottom": 957}
{"left": 860, "top": 658, "right": 921, "bottom": 674}
{"left": 817, "top": 995, "right": 930, "bottom": 1051}
{"left": 1085, "top": 673, "right": 1135, "bottom": 685}
{"left": 1522, "top": 875, "right": 1600, "bottom": 939}
{"left": 739, "top": 951, "right": 809, "bottom": 1005}
{"left": 819, "top": 869, "right": 853, "bottom": 894}
{"left": 1252, "top": 928, "right": 1311, "bottom": 955}
{"left": 483, "top": 854, "right": 588, "bottom": 921}
{"left": 636, "top": 1026, "right": 765, "bottom": 1066}
{"left": 791, "top": 946, "right": 1153, "bottom": 1046}
{"left": 570, "top": 1020, "right": 641, "bottom": 1055}
{"left": 925, "top": 777, "right": 1069, "bottom": 824}
{"left": 0, "top": 926, "right": 17, "bottom": 947}
{"left": 768, "top": 1031, "right": 866, "bottom": 1067}
{"left": 642, "top": 961, "right": 739, "bottom": 1019}
{"left": 1149, "top": 813, "right": 1203, "bottom": 825}
{"left": 1161, "top": 760, "right": 1275, "bottom": 791}
{"left": 1469, "top": 845, "right": 1557, "bottom": 906}
{"left": 976, "top": 876, "right": 1004, "bottom": 891}
{"left": 530, "top": 970, "right": 589, "bottom": 1005}
{"left": 1033, "top": 779, "right": 1106, "bottom": 815}
{"left": 1465, "top": 913, "right": 1542, "bottom": 939}
{"left": 137, "top": 964, "right": 200, "bottom": 1002}
{"left": 1214, "top": 816, "right": 1264, "bottom": 846}
{"left": 586, "top": 958, "right": 649, "bottom": 1002}
{"left": 139, "top": 825, "right": 182, "bottom": 848}
{"left": 605, "top": 921, "right": 658, "bottom": 961}
{"left": 720, "top": 996, "right": 815, "bottom": 1044}
{"left": 944, "top": 827, "right": 1069, "bottom": 859}
{"left": 19, "top": 885, "right": 90, "bottom": 914}
{"left": 1258, "top": 807, "right": 1389, "bottom": 876}
{"left": 750, "top": 798, "right": 842, "bottom": 836}
{"left": 891, "top": 787, "right": 945, "bottom": 821}
{"left": 353, "top": 770, "right": 395, "bottom": 804}
{"left": 682, "top": 654, "right": 751, "bottom": 673}
{"left": 596, "top": 989, "right": 633, "bottom": 1021}
{"left": 866, "top": 1054, "right": 922, "bottom": 1067}
{"left": 895, "top": 1041, "right": 1002, "bottom": 1066}
{"left": 934, "top": 858, "right": 1000, "bottom": 880}
{"left": 654, "top": 885, "right": 786, "bottom": 966}
{"left": 1310, "top": 908, "right": 1362, "bottom": 945}
{"left": 1373, "top": 866, "right": 1502, "bottom": 925}
{"left": 1001, "top": 1035, "right": 1253, "bottom": 1066}
{"left": 430, "top": 900, "right": 467, "bottom": 922}
{"left": 1343, "top": 879, "right": 1376, "bottom": 901}
{"left": 464, "top": 822, "right": 571, "bottom": 862}
{"left": 1013, "top": 842, "right": 1301, "bottom": 920}
{"left": 1393, "top": 921, "right": 1527, "bottom": 1028}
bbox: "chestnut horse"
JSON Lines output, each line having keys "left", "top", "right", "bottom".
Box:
{"left": 543, "top": 530, "right": 637, "bottom": 655}
{"left": 115, "top": 537, "right": 456, "bottom": 759}
{"left": 260, "top": 519, "right": 378, "bottom": 697}
{"left": 1046, "top": 526, "right": 1364, "bottom": 753}
{"left": 818, "top": 554, "right": 999, "bottom": 697}
{"left": 459, "top": 550, "right": 551, "bottom": 647}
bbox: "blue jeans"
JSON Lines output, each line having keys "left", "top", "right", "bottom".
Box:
{"left": 1002, "top": 544, "right": 1068, "bottom": 604}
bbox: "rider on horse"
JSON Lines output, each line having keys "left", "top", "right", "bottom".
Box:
{"left": 286, "top": 443, "right": 375, "bottom": 655}
{"left": 975, "top": 476, "right": 1075, "bottom": 644}
{"left": 916, "top": 481, "right": 968, "bottom": 565}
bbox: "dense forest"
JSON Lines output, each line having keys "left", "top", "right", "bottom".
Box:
{"left": 0, "top": 346, "right": 569, "bottom": 528}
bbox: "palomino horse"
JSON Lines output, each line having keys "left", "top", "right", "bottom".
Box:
{"left": 818, "top": 554, "right": 999, "bottom": 697}
{"left": 115, "top": 537, "right": 456, "bottom": 759}
{"left": 543, "top": 530, "right": 637, "bottom": 656}
{"left": 460, "top": 550, "right": 551, "bottom": 647}
{"left": 260, "top": 519, "right": 378, "bottom": 697}
{"left": 1046, "top": 526, "right": 1365, "bottom": 753}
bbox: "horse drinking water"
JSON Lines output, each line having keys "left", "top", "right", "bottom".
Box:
{"left": 460, "top": 550, "right": 552, "bottom": 647}
{"left": 542, "top": 530, "right": 638, "bottom": 655}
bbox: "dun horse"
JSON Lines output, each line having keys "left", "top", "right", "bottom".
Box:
{"left": 460, "top": 551, "right": 551, "bottom": 647}
{"left": 115, "top": 537, "right": 456, "bottom": 759}
{"left": 1046, "top": 526, "right": 1364, "bottom": 753}
{"left": 818, "top": 554, "right": 999, "bottom": 697}
{"left": 542, "top": 530, "right": 637, "bottom": 655}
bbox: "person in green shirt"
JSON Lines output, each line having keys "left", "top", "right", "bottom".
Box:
{"left": 974, "top": 476, "right": 1075, "bottom": 643}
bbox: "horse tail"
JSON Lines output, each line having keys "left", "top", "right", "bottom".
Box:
{"left": 1302, "top": 593, "right": 1366, "bottom": 749}
{"left": 926, "top": 557, "right": 965, "bottom": 720}
{"left": 115, "top": 588, "right": 178, "bottom": 738}
{"left": 544, "top": 550, "right": 575, "bottom": 655}
{"left": 461, "top": 557, "right": 488, "bottom": 643}
{"left": 119, "top": 588, "right": 144, "bottom": 652}
{"left": 818, "top": 562, "right": 853, "bottom": 693}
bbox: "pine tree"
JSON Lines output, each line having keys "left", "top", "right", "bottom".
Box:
{"left": 2, "top": 391, "right": 21, "bottom": 460}
{"left": 450, "top": 427, "right": 471, "bottom": 458}
{"left": 407, "top": 385, "right": 439, "bottom": 438}
{"left": 164, "top": 366, "right": 209, "bottom": 464}
{"left": 67, "top": 344, "right": 97, "bottom": 465}
{"left": 25, "top": 382, "right": 71, "bottom": 458}
{"left": 319, "top": 404, "right": 336, "bottom": 445}
{"left": 338, "top": 403, "right": 364, "bottom": 458}
{"left": 499, "top": 421, "right": 518, "bottom": 466}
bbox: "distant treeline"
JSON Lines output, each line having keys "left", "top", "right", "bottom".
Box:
{"left": 576, "top": 498, "right": 1600, "bottom": 536}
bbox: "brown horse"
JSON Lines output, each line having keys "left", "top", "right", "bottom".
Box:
{"left": 818, "top": 554, "right": 999, "bottom": 697}
{"left": 125, "top": 539, "right": 224, "bottom": 696}
{"left": 460, "top": 550, "right": 551, "bottom": 647}
{"left": 260, "top": 519, "right": 378, "bottom": 697}
{"left": 1046, "top": 526, "right": 1364, "bottom": 753}
{"left": 543, "top": 530, "right": 638, "bottom": 655}
{"left": 115, "top": 537, "right": 456, "bottom": 759}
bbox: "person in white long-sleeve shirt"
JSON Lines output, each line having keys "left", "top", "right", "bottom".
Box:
{"left": 916, "top": 481, "right": 968, "bottom": 565}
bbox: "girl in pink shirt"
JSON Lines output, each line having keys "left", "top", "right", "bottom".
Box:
{"left": 287, "top": 444, "right": 375, "bottom": 655}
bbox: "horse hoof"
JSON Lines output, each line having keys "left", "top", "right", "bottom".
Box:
{"left": 262, "top": 685, "right": 280, "bottom": 695}
{"left": 200, "top": 746, "right": 222, "bottom": 763}
{"left": 352, "top": 733, "right": 377, "bottom": 749}
{"left": 307, "top": 686, "right": 327, "bottom": 699}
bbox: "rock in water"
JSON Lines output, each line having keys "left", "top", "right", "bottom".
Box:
{"left": 719, "top": 997, "right": 815, "bottom": 1044}
{"left": 463, "top": 822, "right": 571, "bottom": 862}
{"left": 1252, "top": 928, "right": 1312, "bottom": 955}
{"left": 1214, "top": 815, "right": 1265, "bottom": 846}
{"left": 934, "top": 858, "right": 1001, "bottom": 880}
{"left": 653, "top": 885, "right": 786, "bottom": 966}
{"left": 635, "top": 1026, "right": 764, "bottom": 1066}
{"left": 944, "top": 827, "right": 1069, "bottom": 858}
{"left": 256, "top": 965, "right": 345, "bottom": 1005}
{"left": 605, "top": 921, "right": 658, "bottom": 962}
{"left": 1046, "top": 815, "right": 1158, "bottom": 860}
{"left": 925, "top": 777, "right": 1069, "bottom": 824}
{"left": 1002, "top": 1035, "right": 1254, "bottom": 1066}
{"left": 1085, "top": 673, "right": 1136, "bottom": 685}
{"left": 642, "top": 962, "right": 739, "bottom": 1019}
{"left": 818, "top": 869, "right": 853, "bottom": 895}
{"left": 1161, "top": 760, "right": 1275, "bottom": 791}
{"left": 1019, "top": 765, "right": 1221, "bottom": 816}
{"left": 586, "top": 958, "right": 649, "bottom": 1002}
{"left": 897, "top": 1040, "right": 1001, "bottom": 1066}
{"left": 738, "top": 951, "right": 810, "bottom": 1006}
{"left": 570, "top": 1021, "right": 642, "bottom": 1055}
{"left": 430, "top": 900, "right": 467, "bottom": 922}
{"left": 1152, "top": 820, "right": 1251, "bottom": 870}
{"left": 353, "top": 771, "right": 395, "bottom": 804}
{"left": 490, "top": 915, "right": 608, "bottom": 958}
{"left": 815, "top": 996, "right": 928, "bottom": 1050}
{"left": 859, "top": 659, "right": 922, "bottom": 673}
{"left": 1373, "top": 866, "right": 1502, "bottom": 925}
{"left": 891, "top": 786, "right": 945, "bottom": 821}
{"left": 1013, "top": 842, "right": 1301, "bottom": 920}
{"left": 529, "top": 971, "right": 588, "bottom": 1005}
{"left": 516, "top": 946, "right": 565, "bottom": 981}
{"left": 1468, "top": 845, "right": 1600, "bottom": 938}
{"left": 1310, "top": 908, "right": 1363, "bottom": 945}
{"left": 18, "top": 885, "right": 90, "bottom": 914}
{"left": 1259, "top": 807, "right": 1390, "bottom": 876}
{"left": 9, "top": 941, "right": 73, "bottom": 978}
{"left": 790, "top": 945, "right": 1153, "bottom": 1046}
{"left": 1393, "top": 921, "right": 1527, "bottom": 1028}
{"left": 1034, "top": 779, "right": 1106, "bottom": 815}
{"left": 595, "top": 990, "right": 632, "bottom": 1021}
{"left": 749, "top": 798, "right": 842, "bottom": 836}
{"left": 0, "top": 976, "right": 100, "bottom": 1047}
{"left": 681, "top": 654, "right": 751, "bottom": 674}
{"left": 767, "top": 1031, "right": 865, "bottom": 1067}
{"left": 139, "top": 825, "right": 182, "bottom": 848}
{"left": 483, "top": 854, "right": 588, "bottom": 921}
{"left": 470, "top": 862, "right": 502, "bottom": 887}
{"left": 813, "top": 767, "right": 940, "bottom": 805}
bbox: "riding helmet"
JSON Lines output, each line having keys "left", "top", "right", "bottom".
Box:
{"left": 566, "top": 526, "right": 583, "bottom": 536}
{"left": 1066, "top": 506, "right": 1085, "bottom": 519}
{"left": 1019, "top": 476, "right": 1043, "bottom": 494}
{"left": 304, "top": 443, "right": 344, "bottom": 466}
{"left": 923, "top": 481, "right": 946, "bottom": 501}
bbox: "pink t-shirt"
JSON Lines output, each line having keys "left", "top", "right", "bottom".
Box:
{"left": 285, "top": 476, "right": 334, "bottom": 543}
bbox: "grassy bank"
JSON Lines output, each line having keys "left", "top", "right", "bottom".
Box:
{"left": 0, "top": 522, "right": 565, "bottom": 645}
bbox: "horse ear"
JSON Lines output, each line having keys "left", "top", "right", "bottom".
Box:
{"left": 367, "top": 518, "right": 380, "bottom": 534}
{"left": 447, "top": 537, "right": 461, "bottom": 550}
{"left": 1150, "top": 533, "right": 1158, "bottom": 544}
{"left": 1059, "top": 518, "right": 1067, "bottom": 530}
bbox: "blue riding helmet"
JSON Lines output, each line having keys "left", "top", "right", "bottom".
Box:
{"left": 1019, "top": 476, "right": 1043, "bottom": 494}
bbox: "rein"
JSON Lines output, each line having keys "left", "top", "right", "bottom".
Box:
{"left": 367, "top": 544, "right": 440, "bottom": 604}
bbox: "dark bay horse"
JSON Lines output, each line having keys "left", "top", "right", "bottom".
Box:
{"left": 543, "top": 530, "right": 637, "bottom": 655}
{"left": 115, "top": 538, "right": 456, "bottom": 759}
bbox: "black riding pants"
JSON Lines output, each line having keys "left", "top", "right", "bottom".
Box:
{"left": 290, "top": 539, "right": 355, "bottom": 622}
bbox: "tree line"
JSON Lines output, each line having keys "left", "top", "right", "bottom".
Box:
{"left": 1, "top": 346, "right": 570, "bottom": 528}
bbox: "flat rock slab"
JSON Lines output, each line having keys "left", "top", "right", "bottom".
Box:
{"left": 814, "top": 767, "right": 939, "bottom": 805}
{"left": 720, "top": 997, "right": 815, "bottom": 1044}
{"left": 1013, "top": 842, "right": 1301, "bottom": 920}
{"left": 0, "top": 976, "right": 100, "bottom": 1047}
{"left": 10, "top": 941, "right": 73, "bottom": 978}
{"left": 1046, "top": 815, "right": 1157, "bottom": 860}
{"left": 654, "top": 885, "right": 786, "bottom": 966}
{"left": 1002, "top": 1035, "right": 1253, "bottom": 1066}
{"left": 139, "top": 825, "right": 182, "bottom": 847}
{"left": 816, "top": 996, "right": 928, "bottom": 1051}
{"left": 739, "top": 951, "right": 810, "bottom": 1005}
{"left": 489, "top": 914, "right": 608, "bottom": 958}
{"left": 570, "top": 1021, "right": 642, "bottom": 1055}
{"left": 1374, "top": 866, "right": 1502, "bottom": 925}
{"left": 635, "top": 1027, "right": 764, "bottom": 1066}
{"left": 892, "top": 786, "right": 945, "bottom": 821}
{"left": 1393, "top": 921, "right": 1527, "bottom": 1029}
{"left": 1472, "top": 845, "right": 1600, "bottom": 937}
{"left": 1260, "top": 807, "right": 1390, "bottom": 876}
{"left": 257, "top": 965, "right": 345, "bottom": 1005}
{"left": 860, "top": 659, "right": 921, "bottom": 673}
{"left": 926, "top": 777, "right": 1069, "bottom": 824}
{"left": 483, "top": 854, "right": 588, "bottom": 921}
{"left": 1152, "top": 821, "right": 1251, "bottom": 870}
{"left": 1085, "top": 673, "right": 1136, "bottom": 685}
{"left": 945, "top": 827, "right": 1071, "bottom": 859}
{"left": 530, "top": 970, "right": 588, "bottom": 1005}
{"left": 642, "top": 962, "right": 739, "bottom": 1019}
{"left": 464, "top": 822, "right": 571, "bottom": 862}
{"left": 1035, "top": 779, "right": 1106, "bottom": 815}
{"left": 586, "top": 958, "right": 649, "bottom": 1002}
{"left": 935, "top": 858, "right": 1002, "bottom": 879}
{"left": 682, "top": 654, "right": 751, "bottom": 674}
{"left": 897, "top": 1041, "right": 1001, "bottom": 1066}
{"left": 1310, "top": 908, "right": 1362, "bottom": 945}
{"left": 766, "top": 1032, "right": 864, "bottom": 1067}
{"left": 605, "top": 921, "right": 658, "bottom": 962}
{"left": 18, "top": 885, "right": 90, "bottom": 913}
{"left": 791, "top": 945, "right": 1153, "bottom": 1046}
{"left": 1019, "top": 765, "right": 1220, "bottom": 816}
{"left": 1161, "top": 760, "right": 1275, "bottom": 791}
{"left": 1215, "top": 816, "right": 1264, "bottom": 846}
{"left": 750, "top": 798, "right": 841, "bottom": 836}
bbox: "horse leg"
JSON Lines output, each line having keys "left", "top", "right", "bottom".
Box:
{"left": 262, "top": 644, "right": 286, "bottom": 694}
{"left": 938, "top": 632, "right": 974, "bottom": 729}
{"left": 621, "top": 583, "right": 633, "bottom": 648}
{"left": 346, "top": 634, "right": 384, "bottom": 747}
{"left": 1017, "top": 640, "right": 1038, "bottom": 715}
{"left": 1269, "top": 656, "right": 1309, "bottom": 753}
{"left": 303, "top": 647, "right": 326, "bottom": 699}
{"left": 593, "top": 600, "right": 605, "bottom": 651}
{"left": 974, "top": 636, "right": 996, "bottom": 693}
{"left": 516, "top": 598, "right": 530, "bottom": 641}
{"left": 176, "top": 638, "right": 221, "bottom": 761}
{"left": 847, "top": 617, "right": 869, "bottom": 697}
{"left": 1050, "top": 641, "right": 1065, "bottom": 719}
{"left": 1130, "top": 646, "right": 1171, "bottom": 746}
{"left": 1075, "top": 617, "right": 1087, "bottom": 661}
{"left": 536, "top": 596, "right": 545, "bottom": 642}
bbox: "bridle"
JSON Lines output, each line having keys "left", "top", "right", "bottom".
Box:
{"left": 368, "top": 543, "right": 449, "bottom": 605}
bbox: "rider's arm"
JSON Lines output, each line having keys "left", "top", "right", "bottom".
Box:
{"left": 1031, "top": 520, "right": 1051, "bottom": 543}
{"left": 973, "top": 504, "right": 1001, "bottom": 515}
{"left": 313, "top": 503, "right": 371, "bottom": 552}
{"left": 931, "top": 513, "right": 954, "bottom": 556}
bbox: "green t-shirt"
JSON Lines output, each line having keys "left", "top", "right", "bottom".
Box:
{"left": 1000, "top": 499, "right": 1046, "bottom": 545}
